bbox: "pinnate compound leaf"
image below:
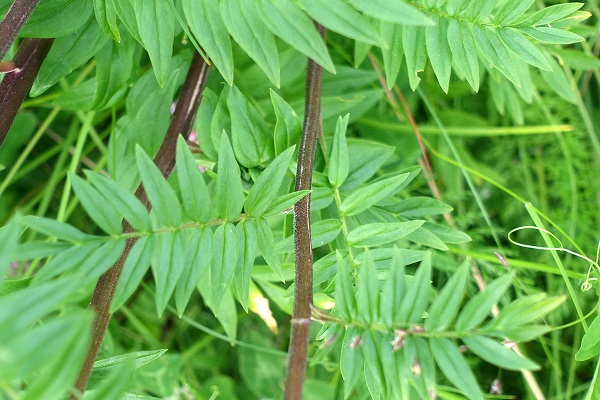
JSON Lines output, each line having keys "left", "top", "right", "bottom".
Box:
{"left": 299, "top": 0, "right": 382, "bottom": 46}
{"left": 245, "top": 146, "right": 295, "bottom": 217}
{"left": 256, "top": 0, "right": 335, "bottom": 74}
{"left": 347, "top": 0, "right": 432, "bottom": 26}
{"left": 85, "top": 171, "right": 152, "bottom": 232}
{"left": 176, "top": 228, "right": 212, "bottom": 316}
{"left": 227, "top": 87, "right": 273, "bottom": 168}
{"left": 93, "top": 0, "right": 120, "bottom": 41}
{"left": 220, "top": 0, "right": 280, "bottom": 87}
{"left": 111, "top": 235, "right": 156, "bottom": 312}
{"left": 134, "top": 0, "right": 175, "bottom": 86}
{"left": 328, "top": 115, "right": 350, "bottom": 188}
{"left": 70, "top": 173, "right": 122, "bottom": 236}
{"left": 183, "top": 0, "right": 234, "bottom": 85}
{"left": 425, "top": 16, "right": 451, "bottom": 93}
{"left": 463, "top": 336, "right": 540, "bottom": 371}
{"left": 234, "top": 221, "right": 257, "bottom": 312}
{"left": 32, "top": 17, "right": 109, "bottom": 96}
{"left": 211, "top": 224, "right": 239, "bottom": 309}
{"left": 456, "top": 272, "right": 514, "bottom": 331}
{"left": 472, "top": 24, "right": 520, "bottom": 87}
{"left": 430, "top": 338, "right": 484, "bottom": 400}
{"left": 216, "top": 133, "right": 245, "bottom": 221}
{"left": 356, "top": 250, "right": 379, "bottom": 324}
{"left": 176, "top": 136, "right": 211, "bottom": 223}
{"left": 425, "top": 259, "right": 469, "bottom": 332}
{"left": 397, "top": 253, "right": 431, "bottom": 324}
{"left": 334, "top": 251, "right": 356, "bottom": 321}
{"left": 22, "top": 216, "right": 95, "bottom": 243}
{"left": 271, "top": 90, "right": 302, "bottom": 156}
{"left": 347, "top": 220, "right": 425, "bottom": 248}
{"left": 153, "top": 231, "right": 188, "bottom": 316}
{"left": 135, "top": 146, "right": 182, "bottom": 227}
{"left": 254, "top": 218, "right": 283, "bottom": 280}
{"left": 340, "top": 173, "right": 409, "bottom": 216}
{"left": 447, "top": 20, "right": 479, "bottom": 91}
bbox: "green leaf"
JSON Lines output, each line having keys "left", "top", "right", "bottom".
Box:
{"left": 494, "top": 0, "right": 535, "bottom": 26}
{"left": 523, "top": 3, "right": 584, "bottom": 26}
{"left": 552, "top": 48, "right": 600, "bottom": 71}
{"left": 498, "top": 28, "right": 552, "bottom": 71}
{"left": 334, "top": 251, "right": 356, "bottom": 321}
{"left": 397, "top": 253, "right": 431, "bottom": 324}
{"left": 540, "top": 55, "right": 577, "bottom": 104}
{"left": 391, "top": 196, "right": 453, "bottom": 217}
{"left": 347, "top": 0, "right": 432, "bottom": 26}
{"left": 135, "top": 146, "right": 182, "bottom": 227}
{"left": 13, "top": 241, "right": 73, "bottom": 261}
{"left": 22, "top": 216, "right": 95, "bottom": 243}
{"left": 0, "top": 217, "right": 20, "bottom": 285}
{"left": 85, "top": 359, "right": 133, "bottom": 400}
{"left": 245, "top": 146, "right": 295, "bottom": 217}
{"left": 425, "top": 16, "right": 451, "bottom": 93}
{"left": 263, "top": 190, "right": 311, "bottom": 217}
{"left": 456, "top": 272, "right": 514, "bottom": 331}
{"left": 340, "top": 140, "right": 394, "bottom": 191}
{"left": 463, "top": 335, "right": 540, "bottom": 371}
{"left": 93, "top": 349, "right": 167, "bottom": 370}
{"left": 85, "top": 171, "right": 152, "bottom": 232}
{"left": 153, "top": 231, "right": 188, "bottom": 316}
{"left": 93, "top": 34, "right": 136, "bottom": 110}
{"left": 214, "top": 288, "right": 238, "bottom": 343}
{"left": 111, "top": 235, "right": 156, "bottom": 312}
{"left": 402, "top": 26, "right": 427, "bottom": 91}
{"left": 447, "top": 20, "right": 479, "bottom": 91}
{"left": 580, "top": 315, "right": 600, "bottom": 352}
{"left": 425, "top": 259, "right": 469, "bottom": 331}
{"left": 340, "top": 173, "right": 409, "bottom": 216}
{"left": 32, "top": 242, "right": 97, "bottom": 283}
{"left": 430, "top": 338, "right": 484, "bottom": 400}
{"left": 277, "top": 219, "right": 342, "bottom": 253}
{"left": 271, "top": 90, "right": 302, "bottom": 156}
{"left": 71, "top": 173, "right": 122, "bottom": 235}
{"left": 113, "top": 0, "right": 142, "bottom": 43}
{"left": 347, "top": 220, "right": 425, "bottom": 247}
{"left": 254, "top": 218, "right": 283, "bottom": 280}
{"left": 340, "top": 326, "right": 365, "bottom": 397}
{"left": 299, "top": 0, "right": 382, "bottom": 46}
{"left": 134, "top": 0, "right": 174, "bottom": 86}
{"left": 220, "top": 0, "right": 280, "bottom": 87}
{"left": 176, "top": 228, "right": 212, "bottom": 316}
{"left": 490, "top": 293, "right": 566, "bottom": 329}
{"left": 195, "top": 88, "right": 219, "bottom": 160}
{"left": 380, "top": 21, "right": 403, "bottom": 89}
{"left": 176, "top": 136, "right": 211, "bottom": 223}
{"left": 576, "top": 339, "right": 600, "bottom": 362}
{"left": 256, "top": 0, "right": 335, "bottom": 74}
{"left": 380, "top": 247, "right": 405, "bottom": 326}
{"left": 356, "top": 250, "right": 379, "bottom": 324}
{"left": 211, "top": 224, "right": 239, "bottom": 309}
{"left": 328, "top": 114, "right": 350, "bottom": 188}
{"left": 424, "top": 222, "right": 471, "bottom": 244}
{"left": 93, "top": 0, "right": 120, "bottom": 41}
{"left": 19, "top": 0, "right": 92, "bottom": 38}
{"left": 406, "top": 225, "right": 447, "bottom": 250}
{"left": 472, "top": 25, "right": 520, "bottom": 87}
{"left": 216, "top": 133, "right": 245, "bottom": 221}
{"left": 361, "top": 330, "right": 387, "bottom": 398}
{"left": 234, "top": 221, "right": 257, "bottom": 312}
{"left": 183, "top": 0, "right": 234, "bottom": 85}
{"left": 521, "top": 26, "right": 584, "bottom": 45}
{"left": 31, "top": 17, "right": 109, "bottom": 96}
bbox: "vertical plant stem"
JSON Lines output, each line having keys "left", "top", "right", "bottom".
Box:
{"left": 284, "top": 24, "right": 325, "bottom": 400}
{"left": 0, "top": 38, "right": 53, "bottom": 144}
{"left": 0, "top": 0, "right": 41, "bottom": 61}
{"left": 72, "top": 53, "right": 210, "bottom": 397}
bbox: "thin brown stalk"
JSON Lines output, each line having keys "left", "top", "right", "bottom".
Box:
{"left": 0, "top": 38, "right": 53, "bottom": 145}
{"left": 71, "top": 53, "right": 210, "bottom": 398}
{"left": 0, "top": 0, "right": 41, "bottom": 61}
{"left": 283, "top": 24, "right": 326, "bottom": 400}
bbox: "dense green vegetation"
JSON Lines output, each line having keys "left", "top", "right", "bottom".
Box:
{"left": 1, "top": 0, "right": 599, "bottom": 399}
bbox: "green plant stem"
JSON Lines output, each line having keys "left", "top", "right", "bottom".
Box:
{"left": 0, "top": 0, "right": 41, "bottom": 61}
{"left": 0, "top": 38, "right": 53, "bottom": 144}
{"left": 72, "top": 52, "right": 210, "bottom": 397}
{"left": 284, "top": 24, "right": 325, "bottom": 400}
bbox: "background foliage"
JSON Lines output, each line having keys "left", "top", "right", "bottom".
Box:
{"left": 1, "top": 0, "right": 599, "bottom": 399}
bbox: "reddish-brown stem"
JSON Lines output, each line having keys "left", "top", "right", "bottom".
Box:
{"left": 0, "top": 0, "right": 41, "bottom": 62}
{"left": 71, "top": 52, "right": 210, "bottom": 398}
{"left": 283, "top": 24, "right": 326, "bottom": 400}
{"left": 0, "top": 38, "right": 53, "bottom": 145}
